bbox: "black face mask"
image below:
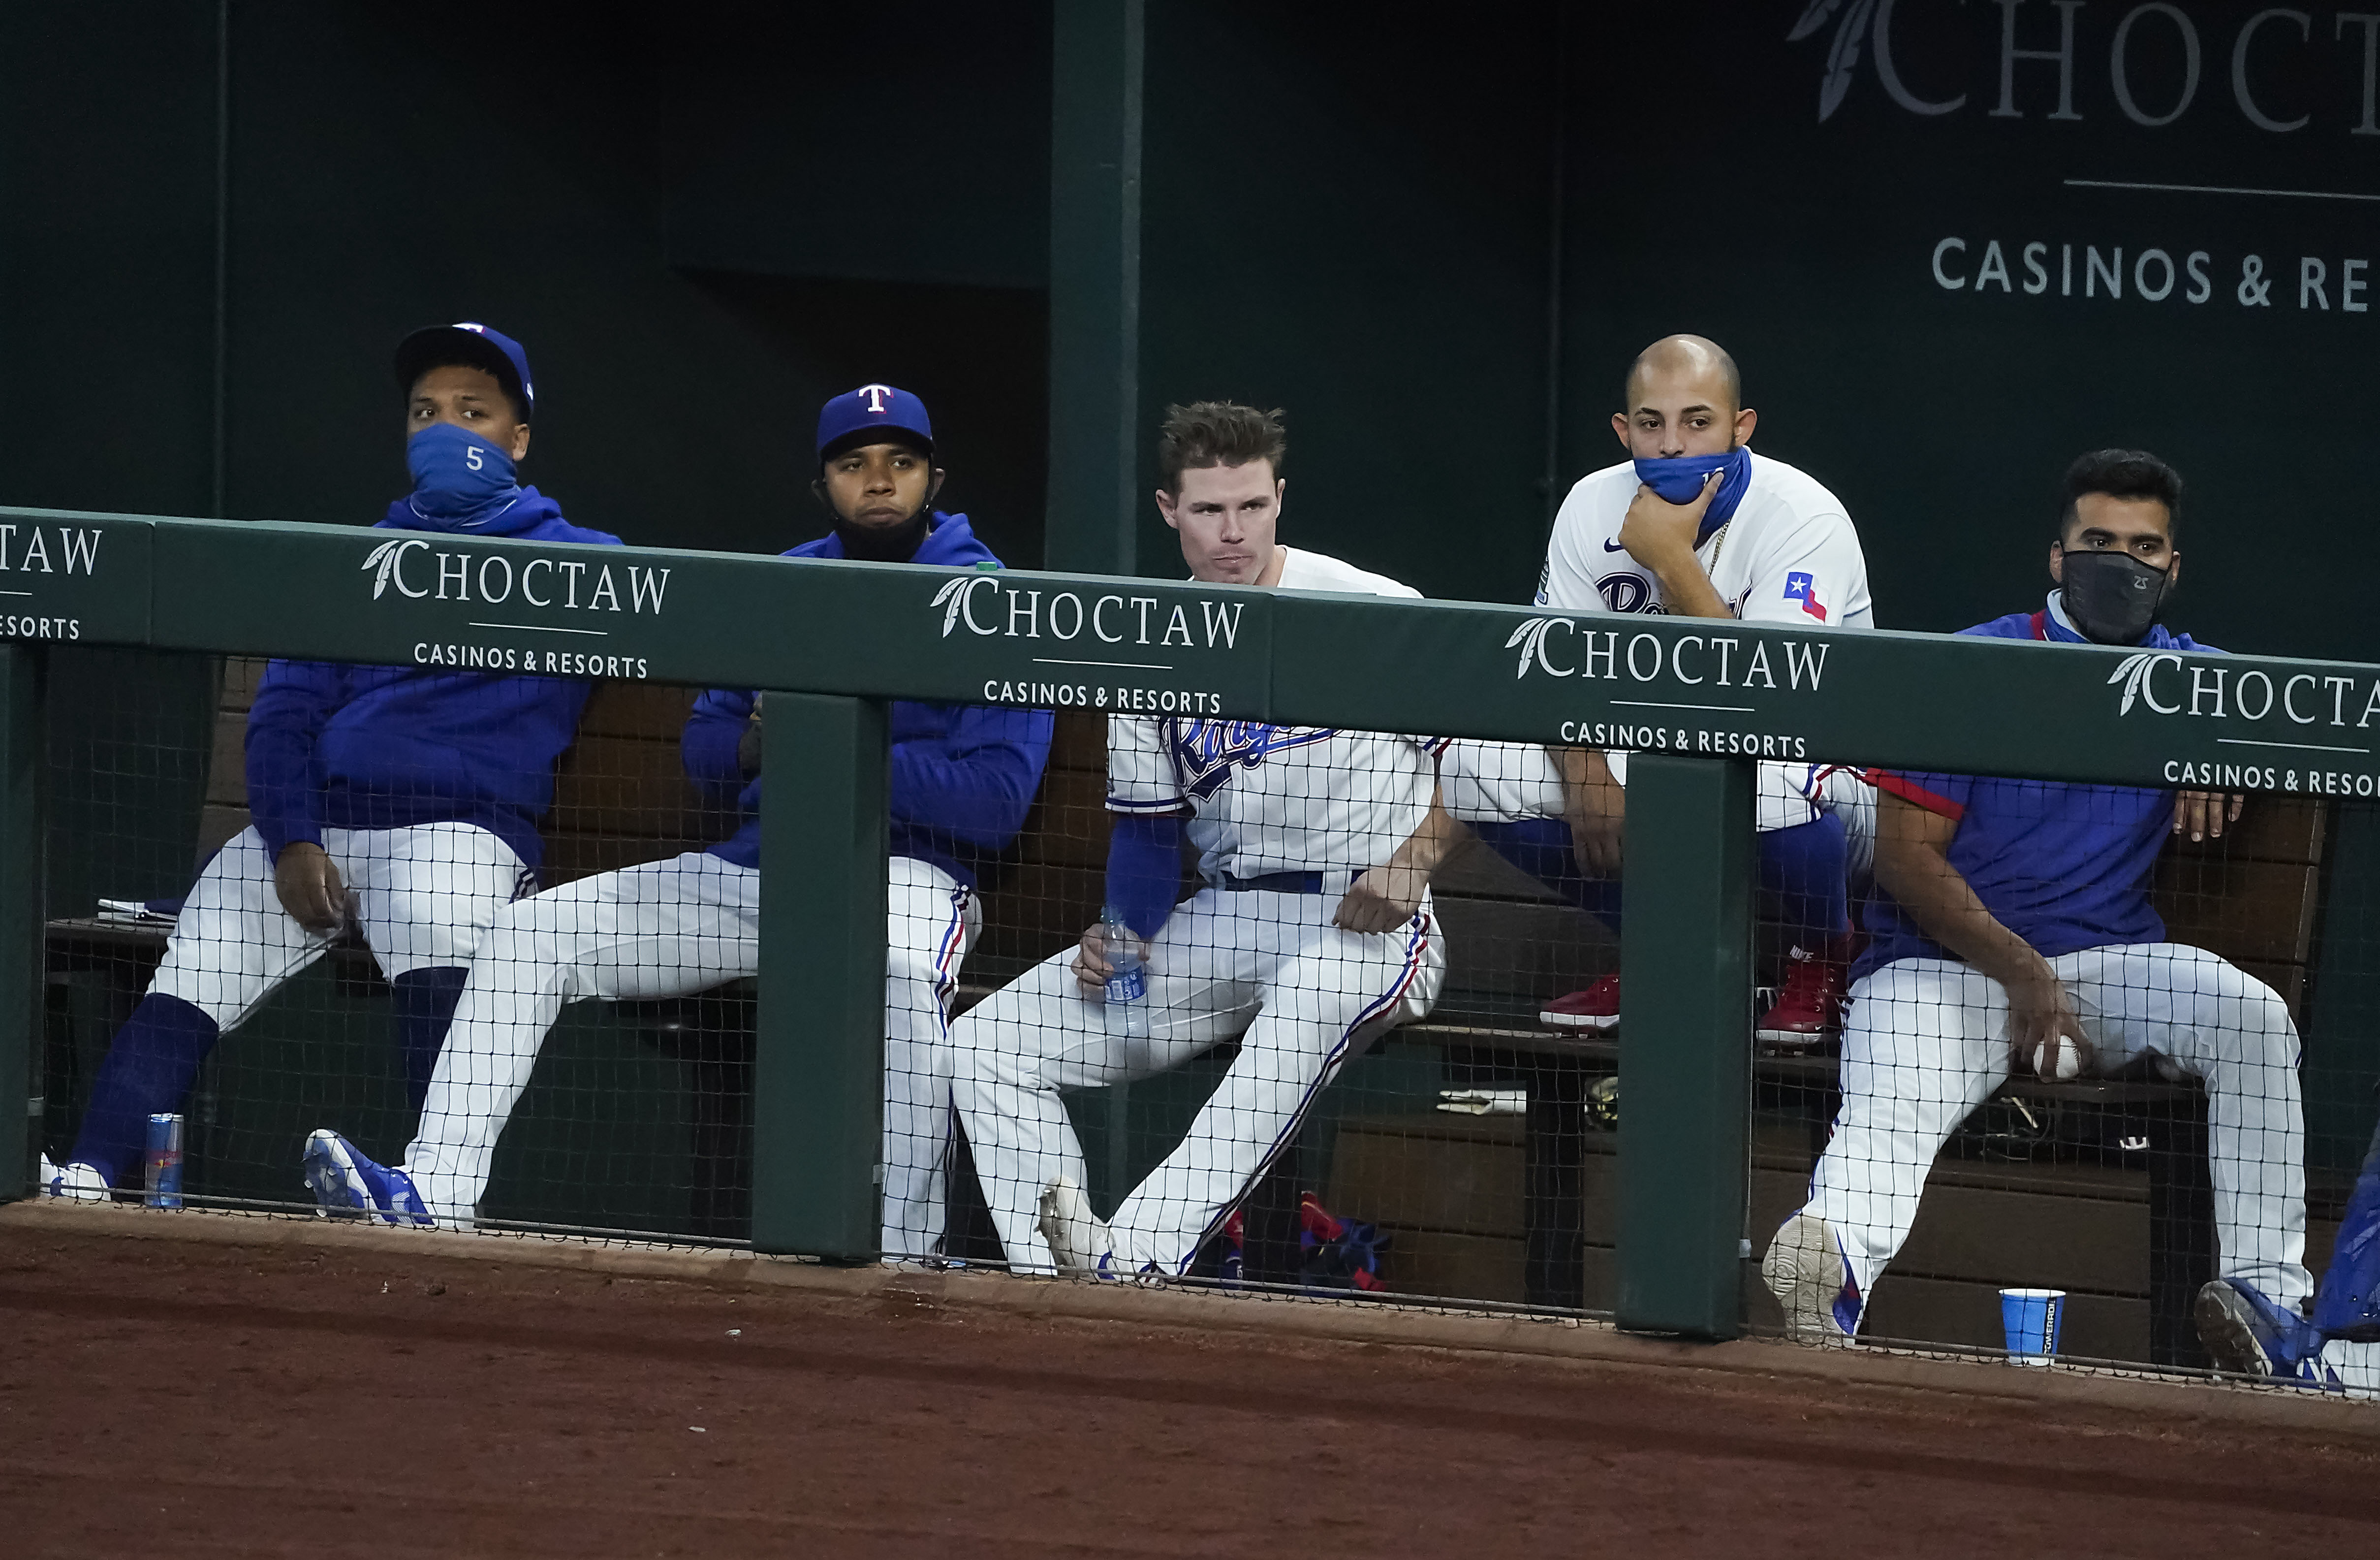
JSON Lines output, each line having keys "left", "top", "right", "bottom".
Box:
{"left": 2061, "top": 549, "right": 2171, "bottom": 645}
{"left": 831, "top": 504, "right": 930, "bottom": 563}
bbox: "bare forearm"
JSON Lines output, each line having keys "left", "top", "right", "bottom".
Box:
{"left": 1648, "top": 564, "right": 1730, "bottom": 620}
{"left": 1385, "top": 793, "right": 1462, "bottom": 880}
{"left": 1556, "top": 745, "right": 1616, "bottom": 804}
{"left": 1873, "top": 839, "right": 2041, "bottom": 987}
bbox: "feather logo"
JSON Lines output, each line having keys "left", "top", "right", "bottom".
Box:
{"left": 931, "top": 574, "right": 999, "bottom": 638}
{"left": 360, "top": 538, "right": 421, "bottom": 601}
{"left": 1505, "top": 617, "right": 1559, "bottom": 679}
{"left": 2107, "top": 651, "right": 2182, "bottom": 715}
{"left": 931, "top": 575, "right": 968, "bottom": 637}
{"left": 1789, "top": 0, "right": 1880, "bottom": 122}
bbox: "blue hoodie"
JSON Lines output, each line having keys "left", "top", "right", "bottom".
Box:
{"left": 245, "top": 487, "right": 622, "bottom": 869}
{"left": 683, "top": 512, "right": 1053, "bottom": 887}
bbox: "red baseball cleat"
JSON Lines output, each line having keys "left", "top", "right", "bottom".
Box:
{"left": 1541, "top": 973, "right": 1621, "bottom": 1031}
{"left": 1756, "top": 947, "right": 1845, "bottom": 1050}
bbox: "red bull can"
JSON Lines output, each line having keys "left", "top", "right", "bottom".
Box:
{"left": 144, "top": 1113, "right": 184, "bottom": 1209}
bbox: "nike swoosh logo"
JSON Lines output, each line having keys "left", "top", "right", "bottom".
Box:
{"left": 1603, "top": 539, "right": 1628, "bottom": 552}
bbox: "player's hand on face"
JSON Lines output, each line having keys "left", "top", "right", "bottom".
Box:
{"left": 1617, "top": 470, "right": 1720, "bottom": 572}
{"left": 2005, "top": 958, "right": 2092, "bottom": 1080}
{"left": 2171, "top": 790, "right": 2244, "bottom": 842}
{"left": 1335, "top": 861, "right": 1426, "bottom": 935}
{"left": 273, "top": 842, "right": 352, "bottom": 936}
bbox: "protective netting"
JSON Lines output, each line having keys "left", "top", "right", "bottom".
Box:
{"left": 29, "top": 648, "right": 2380, "bottom": 1392}
{"left": 41, "top": 655, "right": 749, "bottom": 1238}
{"left": 1750, "top": 767, "right": 2377, "bottom": 1382}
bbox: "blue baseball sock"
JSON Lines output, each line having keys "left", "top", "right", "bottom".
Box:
{"left": 1758, "top": 814, "right": 1851, "bottom": 952}
{"left": 390, "top": 966, "right": 470, "bottom": 1113}
{"left": 70, "top": 993, "right": 220, "bottom": 1187}
{"left": 1468, "top": 819, "right": 1624, "bottom": 934}
{"left": 2313, "top": 1113, "right": 2380, "bottom": 1338}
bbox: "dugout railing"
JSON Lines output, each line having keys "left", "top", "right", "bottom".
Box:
{"left": 1, "top": 504, "right": 2373, "bottom": 1353}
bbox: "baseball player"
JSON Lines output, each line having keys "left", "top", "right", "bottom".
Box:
{"left": 300, "top": 385, "right": 1053, "bottom": 1260}
{"left": 37, "top": 323, "right": 619, "bottom": 1199}
{"left": 1441, "top": 333, "right": 1873, "bottom": 1047}
{"left": 1762, "top": 450, "right": 2310, "bottom": 1343}
{"left": 2194, "top": 1101, "right": 2380, "bottom": 1395}
{"left": 2194, "top": 1102, "right": 2380, "bottom": 1395}
{"left": 949, "top": 401, "right": 1455, "bottom": 1279}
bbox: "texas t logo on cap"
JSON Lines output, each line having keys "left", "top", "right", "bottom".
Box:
{"left": 816, "top": 383, "right": 934, "bottom": 460}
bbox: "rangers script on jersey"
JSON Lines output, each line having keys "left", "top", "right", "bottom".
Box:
{"left": 1105, "top": 547, "right": 1444, "bottom": 882}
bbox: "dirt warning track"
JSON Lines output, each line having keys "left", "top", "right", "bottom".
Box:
{"left": 2, "top": 1209, "right": 2376, "bottom": 1558}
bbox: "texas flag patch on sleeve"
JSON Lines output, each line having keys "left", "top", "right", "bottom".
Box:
{"left": 1782, "top": 572, "right": 1828, "bottom": 623}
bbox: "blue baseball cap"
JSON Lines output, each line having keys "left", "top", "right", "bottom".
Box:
{"left": 396, "top": 322, "right": 535, "bottom": 419}
{"left": 817, "top": 383, "right": 933, "bottom": 461}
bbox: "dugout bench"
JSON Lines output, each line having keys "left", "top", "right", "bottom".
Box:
{"left": 949, "top": 716, "right": 2347, "bottom": 1367}
{"left": 36, "top": 690, "right": 2349, "bottom": 1363}
{"left": 1332, "top": 790, "right": 2343, "bottom": 1369}
{"left": 942, "top": 716, "right": 2349, "bottom": 1366}
{"left": 39, "top": 666, "right": 759, "bottom": 1231}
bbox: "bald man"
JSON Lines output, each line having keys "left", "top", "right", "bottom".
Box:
{"left": 1443, "top": 335, "right": 1875, "bottom": 1046}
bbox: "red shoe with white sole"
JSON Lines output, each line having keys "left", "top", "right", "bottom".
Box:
{"left": 1541, "top": 973, "right": 1620, "bottom": 1032}
{"left": 1756, "top": 947, "right": 1845, "bottom": 1050}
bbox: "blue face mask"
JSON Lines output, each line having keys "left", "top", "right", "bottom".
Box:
{"left": 1633, "top": 446, "right": 1751, "bottom": 546}
{"left": 406, "top": 420, "right": 523, "bottom": 533}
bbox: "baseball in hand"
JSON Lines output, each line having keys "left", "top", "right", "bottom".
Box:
{"left": 2031, "top": 1036, "right": 2084, "bottom": 1081}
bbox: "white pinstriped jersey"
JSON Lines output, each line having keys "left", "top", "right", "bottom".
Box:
{"left": 1538, "top": 449, "right": 1874, "bottom": 629}
{"left": 1106, "top": 547, "right": 1443, "bottom": 882}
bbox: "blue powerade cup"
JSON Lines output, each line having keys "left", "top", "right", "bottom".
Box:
{"left": 144, "top": 1112, "right": 185, "bottom": 1209}
{"left": 2000, "top": 1286, "right": 2064, "bottom": 1365}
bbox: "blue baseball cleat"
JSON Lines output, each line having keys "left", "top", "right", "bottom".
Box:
{"left": 1762, "top": 1211, "right": 1859, "bottom": 1343}
{"left": 2194, "top": 1278, "right": 2321, "bottom": 1380}
{"left": 1092, "top": 1251, "right": 1169, "bottom": 1287}
{"left": 302, "top": 1129, "right": 431, "bottom": 1227}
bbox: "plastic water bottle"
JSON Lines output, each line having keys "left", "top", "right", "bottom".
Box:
{"left": 1098, "top": 907, "right": 1151, "bottom": 1040}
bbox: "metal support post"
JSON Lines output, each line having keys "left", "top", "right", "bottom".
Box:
{"left": 752, "top": 693, "right": 888, "bottom": 1260}
{"left": 1045, "top": 0, "right": 1144, "bottom": 574}
{"left": 1616, "top": 754, "right": 1753, "bottom": 1337}
{"left": 0, "top": 647, "right": 40, "bottom": 1200}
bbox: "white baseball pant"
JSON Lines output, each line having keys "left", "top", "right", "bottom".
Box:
{"left": 950, "top": 885, "right": 1445, "bottom": 1277}
{"left": 152, "top": 823, "right": 528, "bottom": 1029}
{"left": 403, "top": 851, "right": 977, "bottom": 1257}
{"left": 1794, "top": 944, "right": 2311, "bottom": 1326}
{"left": 1439, "top": 740, "right": 1855, "bottom": 837}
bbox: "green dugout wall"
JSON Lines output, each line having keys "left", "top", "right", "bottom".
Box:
{"left": 9, "top": 508, "right": 2380, "bottom": 1335}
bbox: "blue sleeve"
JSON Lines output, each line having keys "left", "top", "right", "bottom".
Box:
{"left": 1106, "top": 813, "right": 1183, "bottom": 940}
{"left": 889, "top": 704, "right": 1055, "bottom": 852}
{"left": 683, "top": 686, "right": 754, "bottom": 804}
{"left": 244, "top": 659, "right": 345, "bottom": 860}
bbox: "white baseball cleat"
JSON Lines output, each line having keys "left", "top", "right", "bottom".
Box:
{"left": 1762, "top": 1210, "right": 1857, "bottom": 1344}
{"left": 37, "top": 1153, "right": 108, "bottom": 1201}
{"left": 1036, "top": 1175, "right": 1111, "bottom": 1275}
